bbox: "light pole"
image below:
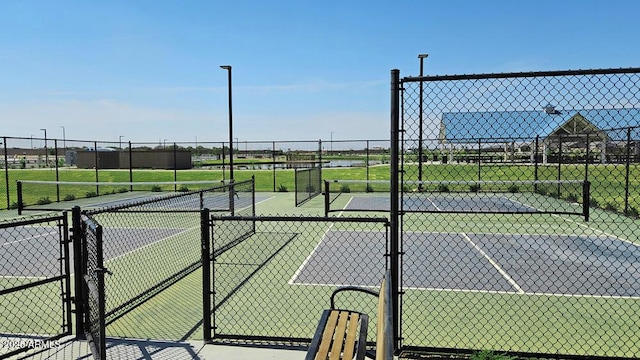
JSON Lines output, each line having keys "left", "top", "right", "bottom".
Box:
{"left": 330, "top": 131, "right": 334, "bottom": 154}
{"left": 418, "top": 53, "right": 428, "bottom": 190}
{"left": 119, "top": 135, "right": 125, "bottom": 150}
{"left": 60, "top": 126, "right": 66, "bottom": 149}
{"left": 40, "top": 128, "right": 48, "bottom": 167}
{"left": 220, "top": 65, "right": 234, "bottom": 181}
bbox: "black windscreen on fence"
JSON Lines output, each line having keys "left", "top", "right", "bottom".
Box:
{"left": 295, "top": 166, "right": 322, "bottom": 206}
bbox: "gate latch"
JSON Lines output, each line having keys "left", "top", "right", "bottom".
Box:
{"left": 95, "top": 267, "right": 113, "bottom": 276}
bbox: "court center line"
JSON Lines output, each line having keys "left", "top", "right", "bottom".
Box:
{"left": 288, "top": 201, "right": 350, "bottom": 285}
{"left": 551, "top": 213, "right": 636, "bottom": 246}
{"left": 424, "top": 196, "right": 442, "bottom": 211}
{"left": 1, "top": 231, "right": 58, "bottom": 247}
{"left": 461, "top": 232, "right": 525, "bottom": 294}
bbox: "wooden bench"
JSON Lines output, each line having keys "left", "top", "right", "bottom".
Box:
{"left": 306, "top": 269, "right": 395, "bottom": 360}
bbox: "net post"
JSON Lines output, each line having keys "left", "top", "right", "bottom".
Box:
{"left": 585, "top": 134, "right": 590, "bottom": 182}
{"left": 624, "top": 127, "right": 632, "bottom": 215}
{"left": 128, "top": 141, "right": 133, "bottom": 192}
{"left": 17, "top": 180, "right": 23, "bottom": 215}
{"left": 294, "top": 168, "right": 299, "bottom": 206}
{"left": 201, "top": 208, "right": 212, "bottom": 342}
{"left": 54, "top": 139, "right": 60, "bottom": 202}
{"left": 583, "top": 181, "right": 590, "bottom": 222}
{"left": 272, "top": 141, "right": 276, "bottom": 192}
{"left": 3, "top": 137, "right": 9, "bottom": 210}
{"left": 71, "top": 206, "right": 85, "bottom": 338}
{"left": 94, "top": 141, "right": 99, "bottom": 196}
{"left": 173, "top": 143, "right": 178, "bottom": 192}
{"left": 534, "top": 135, "right": 539, "bottom": 193}
{"left": 324, "top": 180, "right": 329, "bottom": 217}
{"left": 229, "top": 179, "right": 235, "bottom": 216}
{"left": 251, "top": 175, "right": 256, "bottom": 217}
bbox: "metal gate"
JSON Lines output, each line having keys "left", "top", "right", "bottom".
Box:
{"left": 0, "top": 214, "right": 72, "bottom": 359}
{"left": 202, "top": 214, "right": 391, "bottom": 343}
{"left": 394, "top": 67, "right": 640, "bottom": 358}
{"left": 78, "top": 212, "right": 108, "bottom": 360}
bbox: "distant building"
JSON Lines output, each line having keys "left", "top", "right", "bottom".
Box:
{"left": 75, "top": 149, "right": 192, "bottom": 169}
{"left": 439, "top": 107, "right": 640, "bottom": 163}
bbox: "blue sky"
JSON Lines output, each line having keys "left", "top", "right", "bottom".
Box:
{"left": 1, "top": 0, "right": 639, "bottom": 145}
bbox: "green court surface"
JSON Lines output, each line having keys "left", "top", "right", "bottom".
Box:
{"left": 3, "top": 191, "right": 640, "bottom": 357}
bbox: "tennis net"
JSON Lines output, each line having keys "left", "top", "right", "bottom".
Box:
{"left": 324, "top": 179, "right": 590, "bottom": 218}
{"left": 295, "top": 166, "right": 322, "bottom": 206}
{"left": 16, "top": 180, "right": 227, "bottom": 213}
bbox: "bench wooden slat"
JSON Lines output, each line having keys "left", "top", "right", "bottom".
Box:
{"left": 317, "top": 310, "right": 340, "bottom": 359}
{"left": 329, "top": 311, "right": 350, "bottom": 360}
{"left": 342, "top": 312, "right": 361, "bottom": 359}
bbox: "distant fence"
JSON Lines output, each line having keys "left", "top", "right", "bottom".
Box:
{"left": 0, "top": 137, "right": 390, "bottom": 210}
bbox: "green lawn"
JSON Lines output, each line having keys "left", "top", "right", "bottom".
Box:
{"left": 3, "top": 163, "right": 639, "bottom": 218}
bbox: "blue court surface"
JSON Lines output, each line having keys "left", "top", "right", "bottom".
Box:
{"left": 290, "top": 230, "right": 640, "bottom": 298}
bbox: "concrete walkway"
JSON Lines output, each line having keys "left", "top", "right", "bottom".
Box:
{"left": 17, "top": 337, "right": 308, "bottom": 360}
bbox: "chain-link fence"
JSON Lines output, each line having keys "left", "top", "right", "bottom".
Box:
{"left": 397, "top": 68, "right": 640, "bottom": 358}
{"left": 80, "top": 214, "right": 107, "bottom": 360}
{"left": 71, "top": 179, "right": 254, "bottom": 341}
{"left": 0, "top": 214, "right": 72, "bottom": 359}
{"left": 1, "top": 137, "right": 390, "bottom": 210}
{"left": 203, "top": 215, "right": 390, "bottom": 344}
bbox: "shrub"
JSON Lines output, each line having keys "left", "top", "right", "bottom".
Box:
{"left": 437, "top": 184, "right": 450, "bottom": 193}
{"left": 627, "top": 206, "right": 639, "bottom": 218}
{"left": 37, "top": 197, "right": 52, "bottom": 205}
{"left": 603, "top": 202, "right": 618, "bottom": 212}
{"left": 178, "top": 185, "right": 189, "bottom": 192}
{"left": 63, "top": 194, "right": 76, "bottom": 201}
{"left": 151, "top": 185, "right": 162, "bottom": 192}
{"left": 366, "top": 184, "right": 374, "bottom": 193}
{"left": 471, "top": 350, "right": 517, "bottom": 360}
{"left": 507, "top": 185, "right": 519, "bottom": 193}
{"left": 469, "top": 184, "right": 481, "bottom": 193}
{"left": 117, "top": 188, "right": 128, "bottom": 193}
{"left": 340, "top": 184, "right": 351, "bottom": 193}
{"left": 9, "top": 201, "right": 21, "bottom": 210}
{"left": 565, "top": 193, "right": 579, "bottom": 203}
{"left": 589, "top": 197, "right": 599, "bottom": 208}
{"left": 85, "top": 191, "right": 97, "bottom": 198}
{"left": 277, "top": 184, "right": 288, "bottom": 192}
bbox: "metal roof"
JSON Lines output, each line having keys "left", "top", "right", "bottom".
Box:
{"left": 441, "top": 108, "right": 640, "bottom": 141}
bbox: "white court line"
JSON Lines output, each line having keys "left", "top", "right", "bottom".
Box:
{"left": 288, "top": 197, "right": 351, "bottom": 285}
{"left": 552, "top": 213, "right": 637, "bottom": 246}
{"left": 423, "top": 196, "right": 442, "bottom": 211}
{"left": 105, "top": 227, "right": 195, "bottom": 264}
{"left": 0, "top": 275, "right": 49, "bottom": 280}
{"left": 461, "top": 232, "right": 525, "bottom": 294}
{"left": 0, "top": 231, "right": 58, "bottom": 247}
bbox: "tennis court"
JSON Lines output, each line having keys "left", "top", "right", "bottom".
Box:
{"left": 291, "top": 229, "right": 640, "bottom": 297}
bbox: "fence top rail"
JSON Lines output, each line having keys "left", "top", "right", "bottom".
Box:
{"left": 85, "top": 179, "right": 253, "bottom": 215}
{"left": 0, "top": 213, "right": 65, "bottom": 228}
{"left": 210, "top": 215, "right": 390, "bottom": 224}
{"left": 16, "top": 180, "right": 224, "bottom": 186}
{"left": 402, "top": 67, "right": 640, "bottom": 83}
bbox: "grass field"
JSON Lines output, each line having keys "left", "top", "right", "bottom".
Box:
{"left": 2, "top": 164, "right": 640, "bottom": 358}
{"left": 2, "top": 162, "right": 639, "bottom": 218}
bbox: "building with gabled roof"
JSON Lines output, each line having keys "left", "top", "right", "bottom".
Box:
{"left": 439, "top": 107, "right": 640, "bottom": 163}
